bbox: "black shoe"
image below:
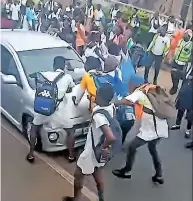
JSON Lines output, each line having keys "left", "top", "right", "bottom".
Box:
{"left": 170, "top": 87, "right": 177, "bottom": 95}
{"left": 26, "top": 154, "right": 35, "bottom": 163}
{"left": 62, "top": 196, "right": 74, "bottom": 201}
{"left": 152, "top": 175, "right": 164, "bottom": 184}
{"left": 170, "top": 124, "right": 180, "bottom": 130}
{"left": 153, "top": 79, "right": 157, "bottom": 85}
{"left": 185, "top": 142, "right": 193, "bottom": 149}
{"left": 185, "top": 130, "right": 191, "bottom": 139}
{"left": 112, "top": 169, "right": 131, "bottom": 179}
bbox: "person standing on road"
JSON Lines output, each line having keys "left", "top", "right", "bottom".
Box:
{"left": 110, "top": 3, "right": 119, "bottom": 21}
{"left": 147, "top": 12, "right": 161, "bottom": 47}
{"left": 171, "top": 63, "right": 193, "bottom": 138}
{"left": 64, "top": 83, "right": 116, "bottom": 201}
{"left": 26, "top": 56, "right": 76, "bottom": 163}
{"left": 144, "top": 27, "right": 170, "bottom": 84}
{"left": 85, "top": 0, "right": 94, "bottom": 34}
{"left": 112, "top": 84, "right": 169, "bottom": 184}
{"left": 10, "top": 0, "right": 21, "bottom": 28}
{"left": 169, "top": 30, "right": 192, "bottom": 95}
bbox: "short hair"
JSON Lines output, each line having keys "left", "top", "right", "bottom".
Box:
{"left": 96, "top": 83, "right": 114, "bottom": 104}
{"left": 53, "top": 56, "right": 66, "bottom": 70}
{"left": 84, "top": 56, "right": 101, "bottom": 72}
{"left": 108, "top": 42, "right": 121, "bottom": 56}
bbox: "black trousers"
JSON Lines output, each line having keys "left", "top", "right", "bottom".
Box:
{"left": 176, "top": 109, "right": 192, "bottom": 130}
{"left": 124, "top": 136, "right": 162, "bottom": 177}
{"left": 144, "top": 52, "right": 163, "bottom": 83}
{"left": 121, "top": 120, "right": 135, "bottom": 144}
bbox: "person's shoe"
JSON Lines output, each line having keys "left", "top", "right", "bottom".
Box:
{"left": 185, "top": 130, "right": 191, "bottom": 139}
{"left": 185, "top": 141, "right": 193, "bottom": 149}
{"left": 152, "top": 175, "right": 164, "bottom": 184}
{"left": 170, "top": 87, "right": 177, "bottom": 95}
{"left": 62, "top": 196, "right": 74, "bottom": 201}
{"left": 170, "top": 124, "right": 180, "bottom": 130}
{"left": 112, "top": 168, "right": 131, "bottom": 179}
{"left": 26, "top": 154, "right": 35, "bottom": 163}
{"left": 68, "top": 156, "right": 76, "bottom": 163}
{"left": 153, "top": 79, "right": 157, "bottom": 85}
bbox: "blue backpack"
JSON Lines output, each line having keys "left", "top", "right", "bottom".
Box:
{"left": 116, "top": 105, "right": 135, "bottom": 124}
{"left": 34, "top": 72, "right": 64, "bottom": 116}
{"left": 90, "top": 71, "right": 122, "bottom": 97}
{"left": 91, "top": 109, "right": 123, "bottom": 164}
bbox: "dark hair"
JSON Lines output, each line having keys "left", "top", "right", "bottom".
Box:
{"left": 53, "top": 56, "right": 66, "bottom": 71}
{"left": 108, "top": 42, "right": 121, "bottom": 56}
{"left": 84, "top": 57, "right": 101, "bottom": 72}
{"left": 96, "top": 83, "right": 114, "bottom": 105}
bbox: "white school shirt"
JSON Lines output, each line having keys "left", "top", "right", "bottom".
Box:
{"left": 77, "top": 104, "right": 114, "bottom": 174}
{"left": 125, "top": 90, "right": 168, "bottom": 141}
{"left": 151, "top": 35, "right": 170, "bottom": 56}
{"left": 10, "top": 4, "right": 20, "bottom": 21}
{"left": 111, "top": 9, "right": 119, "bottom": 20}
{"left": 32, "top": 69, "right": 75, "bottom": 128}
{"left": 149, "top": 18, "right": 161, "bottom": 33}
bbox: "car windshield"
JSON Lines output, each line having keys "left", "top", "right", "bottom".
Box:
{"left": 18, "top": 46, "right": 85, "bottom": 89}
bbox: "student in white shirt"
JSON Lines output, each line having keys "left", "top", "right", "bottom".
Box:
{"left": 63, "top": 83, "right": 116, "bottom": 201}
{"left": 26, "top": 56, "right": 75, "bottom": 163}
{"left": 144, "top": 26, "right": 170, "bottom": 84}
{"left": 112, "top": 85, "right": 168, "bottom": 185}
{"left": 110, "top": 3, "right": 119, "bottom": 20}
{"left": 10, "top": 1, "right": 20, "bottom": 23}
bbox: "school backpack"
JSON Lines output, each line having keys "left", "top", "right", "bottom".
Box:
{"left": 34, "top": 72, "right": 65, "bottom": 116}
{"left": 138, "top": 84, "right": 176, "bottom": 119}
{"left": 116, "top": 105, "right": 135, "bottom": 124}
{"left": 91, "top": 109, "right": 123, "bottom": 164}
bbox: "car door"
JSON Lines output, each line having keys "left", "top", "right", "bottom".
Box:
{"left": 1, "top": 45, "right": 24, "bottom": 124}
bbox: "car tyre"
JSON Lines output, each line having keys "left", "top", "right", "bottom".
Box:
{"left": 22, "top": 115, "right": 42, "bottom": 152}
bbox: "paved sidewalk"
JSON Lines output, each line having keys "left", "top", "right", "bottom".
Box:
{"left": 1, "top": 127, "right": 73, "bottom": 201}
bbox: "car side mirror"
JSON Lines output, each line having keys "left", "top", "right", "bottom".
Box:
{"left": 1, "top": 74, "right": 17, "bottom": 85}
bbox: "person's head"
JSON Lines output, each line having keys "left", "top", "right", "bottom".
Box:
{"left": 168, "top": 15, "right": 175, "bottom": 23}
{"left": 76, "top": 1, "right": 80, "bottom": 7}
{"left": 53, "top": 56, "right": 66, "bottom": 71}
{"left": 114, "top": 3, "right": 118, "bottom": 10}
{"left": 87, "top": 0, "right": 92, "bottom": 8}
{"left": 104, "top": 55, "right": 119, "bottom": 73}
{"left": 108, "top": 42, "right": 121, "bottom": 56}
{"left": 63, "top": 16, "right": 71, "bottom": 27}
{"left": 133, "top": 8, "right": 138, "bottom": 15}
{"left": 53, "top": 5, "right": 58, "bottom": 13}
{"left": 96, "top": 4, "right": 101, "bottom": 11}
{"left": 158, "top": 24, "right": 167, "bottom": 37}
{"left": 183, "top": 30, "right": 192, "bottom": 42}
{"left": 84, "top": 56, "right": 102, "bottom": 72}
{"left": 154, "top": 12, "right": 159, "bottom": 19}
{"left": 91, "top": 22, "right": 100, "bottom": 31}
{"left": 95, "top": 83, "right": 114, "bottom": 106}
{"left": 116, "top": 11, "right": 122, "bottom": 19}
{"left": 29, "top": 2, "right": 34, "bottom": 9}
{"left": 114, "top": 25, "right": 123, "bottom": 36}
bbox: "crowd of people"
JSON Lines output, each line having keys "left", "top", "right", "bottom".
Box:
{"left": 1, "top": 1, "right": 193, "bottom": 201}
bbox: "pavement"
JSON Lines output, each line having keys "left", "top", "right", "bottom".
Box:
{"left": 1, "top": 68, "right": 192, "bottom": 201}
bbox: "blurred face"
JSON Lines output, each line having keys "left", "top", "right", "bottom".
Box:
{"left": 97, "top": 4, "right": 101, "bottom": 10}
{"left": 169, "top": 17, "right": 175, "bottom": 23}
{"left": 63, "top": 18, "right": 70, "bottom": 27}
{"left": 183, "top": 33, "right": 191, "bottom": 42}
{"left": 114, "top": 25, "right": 121, "bottom": 35}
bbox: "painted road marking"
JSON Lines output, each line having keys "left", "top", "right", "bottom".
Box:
{"left": 1, "top": 124, "right": 98, "bottom": 201}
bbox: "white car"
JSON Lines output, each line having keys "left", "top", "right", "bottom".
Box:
{"left": 1, "top": 30, "right": 90, "bottom": 152}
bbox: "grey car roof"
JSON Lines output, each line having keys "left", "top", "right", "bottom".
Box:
{"left": 1, "top": 30, "right": 70, "bottom": 52}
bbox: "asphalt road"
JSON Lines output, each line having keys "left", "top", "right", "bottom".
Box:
{"left": 1, "top": 68, "right": 192, "bottom": 201}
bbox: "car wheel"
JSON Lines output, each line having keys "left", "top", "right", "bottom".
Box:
{"left": 23, "top": 115, "right": 42, "bottom": 152}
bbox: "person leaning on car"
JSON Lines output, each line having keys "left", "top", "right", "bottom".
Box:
{"left": 26, "top": 56, "right": 76, "bottom": 163}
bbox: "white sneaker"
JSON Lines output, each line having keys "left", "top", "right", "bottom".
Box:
{"left": 185, "top": 130, "right": 191, "bottom": 139}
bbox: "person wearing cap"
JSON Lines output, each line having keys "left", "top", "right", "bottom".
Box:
{"left": 63, "top": 83, "right": 116, "bottom": 201}
{"left": 170, "top": 29, "right": 192, "bottom": 95}
{"left": 72, "top": 56, "right": 102, "bottom": 111}
{"left": 26, "top": 56, "right": 76, "bottom": 163}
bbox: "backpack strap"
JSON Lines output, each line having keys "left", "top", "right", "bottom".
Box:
{"left": 53, "top": 72, "right": 65, "bottom": 83}
{"left": 93, "top": 109, "right": 113, "bottom": 124}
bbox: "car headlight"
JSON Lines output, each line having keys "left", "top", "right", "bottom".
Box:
{"left": 48, "top": 132, "right": 59, "bottom": 143}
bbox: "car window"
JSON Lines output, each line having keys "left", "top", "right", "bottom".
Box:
{"left": 1, "top": 45, "right": 21, "bottom": 83}
{"left": 17, "top": 46, "right": 85, "bottom": 89}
